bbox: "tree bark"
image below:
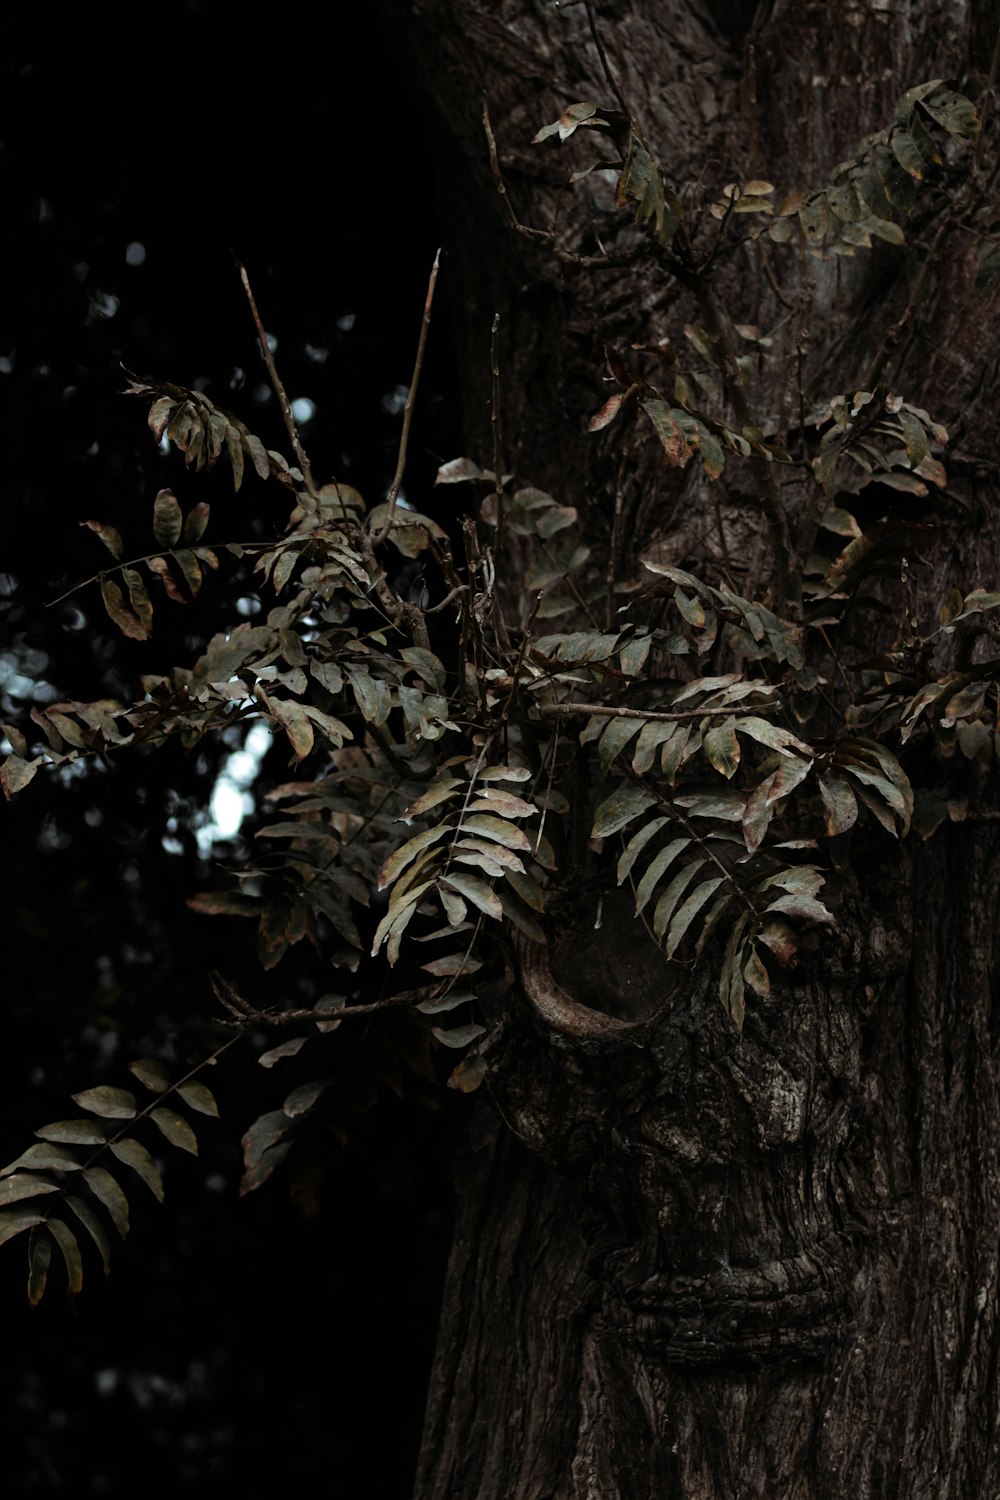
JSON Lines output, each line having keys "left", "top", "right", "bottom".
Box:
{"left": 388, "top": 2, "right": 1000, "bottom": 1493}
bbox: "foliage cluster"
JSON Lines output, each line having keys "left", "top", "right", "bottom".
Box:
{"left": 3, "top": 74, "right": 998, "bottom": 1300}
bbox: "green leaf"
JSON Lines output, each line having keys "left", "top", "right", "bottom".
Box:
{"left": 598, "top": 717, "right": 644, "bottom": 771}
{"left": 1, "top": 1143, "right": 83, "bottom": 1176}
{"left": 743, "top": 946, "right": 771, "bottom": 998}
{"left": 47, "top": 1217, "right": 84, "bottom": 1297}
{"left": 719, "top": 914, "right": 751, "bottom": 1031}
{"left": 703, "top": 719, "right": 740, "bottom": 778}
{"left": 378, "top": 825, "right": 449, "bottom": 891}
{"left": 617, "top": 815, "right": 669, "bottom": 884}
{"left": 34, "top": 1119, "right": 108, "bottom": 1146}
{"left": 0, "top": 1206, "right": 47, "bottom": 1248}
{"left": 128, "top": 1058, "right": 171, "bottom": 1093}
{"left": 82, "top": 1167, "right": 130, "bottom": 1238}
{"left": 176, "top": 1081, "right": 220, "bottom": 1118}
{"left": 665, "top": 875, "right": 726, "bottom": 958}
{"left": 149, "top": 1107, "right": 199, "bottom": 1155}
{"left": 27, "top": 1227, "right": 52, "bottom": 1306}
{"left": 592, "top": 784, "right": 659, "bottom": 838}
{"left": 734, "top": 717, "right": 813, "bottom": 757}
{"left": 71, "top": 1086, "right": 138, "bottom": 1120}
{"left": 633, "top": 723, "right": 678, "bottom": 776}
{"left": 652, "top": 858, "right": 707, "bottom": 941}
{"left": 638, "top": 843, "right": 695, "bottom": 921}
{"left": 0, "top": 1173, "right": 60, "bottom": 1208}
{"left": 283, "top": 1081, "right": 327, "bottom": 1118}
{"left": 431, "top": 1023, "right": 488, "bottom": 1049}
{"left": 442, "top": 872, "right": 503, "bottom": 921}
{"left": 109, "top": 1139, "right": 165, "bottom": 1202}
{"left": 459, "top": 814, "right": 533, "bottom": 852}
{"left": 152, "top": 487, "right": 183, "bottom": 548}
{"left": 65, "top": 1194, "right": 112, "bottom": 1273}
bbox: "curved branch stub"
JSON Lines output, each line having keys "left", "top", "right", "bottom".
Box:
{"left": 512, "top": 930, "right": 650, "bottom": 1043}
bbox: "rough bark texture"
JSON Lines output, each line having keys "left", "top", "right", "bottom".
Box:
{"left": 387, "top": 2, "right": 1000, "bottom": 1493}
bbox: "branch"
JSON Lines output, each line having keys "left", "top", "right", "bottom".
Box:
{"left": 213, "top": 976, "right": 438, "bottom": 1029}
{"left": 372, "top": 249, "right": 442, "bottom": 544}
{"left": 239, "top": 263, "right": 317, "bottom": 497}
{"left": 535, "top": 702, "right": 773, "bottom": 723}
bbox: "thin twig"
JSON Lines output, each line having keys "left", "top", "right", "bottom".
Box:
{"left": 583, "top": 0, "right": 630, "bottom": 119}
{"left": 536, "top": 701, "right": 775, "bottom": 723}
{"left": 216, "top": 983, "right": 440, "bottom": 1029}
{"left": 373, "top": 249, "right": 442, "bottom": 544}
{"left": 239, "top": 263, "right": 317, "bottom": 497}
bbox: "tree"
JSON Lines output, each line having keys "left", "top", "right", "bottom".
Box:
{"left": 5, "top": 3, "right": 1000, "bottom": 1495}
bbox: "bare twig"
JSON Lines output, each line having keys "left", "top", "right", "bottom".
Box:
{"left": 583, "top": 0, "right": 630, "bottom": 119}
{"left": 239, "top": 263, "right": 317, "bottom": 497}
{"left": 606, "top": 453, "right": 626, "bottom": 630}
{"left": 373, "top": 249, "right": 442, "bottom": 544}
{"left": 536, "top": 701, "right": 774, "bottom": 723}
{"left": 214, "top": 977, "right": 440, "bottom": 1030}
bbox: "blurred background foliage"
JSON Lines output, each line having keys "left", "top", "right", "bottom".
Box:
{"left": 2, "top": 6, "right": 463, "bottom": 1493}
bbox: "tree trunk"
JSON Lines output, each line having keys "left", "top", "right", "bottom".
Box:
{"left": 389, "top": 2, "right": 1000, "bottom": 1493}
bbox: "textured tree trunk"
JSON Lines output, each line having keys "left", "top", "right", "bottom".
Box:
{"left": 389, "top": 2, "right": 1000, "bottom": 1493}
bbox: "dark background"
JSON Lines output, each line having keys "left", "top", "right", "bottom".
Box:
{"left": 2, "top": 8, "right": 467, "bottom": 1495}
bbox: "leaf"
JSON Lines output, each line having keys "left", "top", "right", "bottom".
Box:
{"left": 128, "top": 1058, "right": 171, "bottom": 1093}
{"left": 431, "top": 1023, "right": 488, "bottom": 1049}
{"left": 633, "top": 722, "right": 678, "bottom": 776}
{"left": 635, "top": 837, "right": 691, "bottom": 914}
{"left": 149, "top": 1107, "right": 199, "bottom": 1155}
{"left": 734, "top": 717, "right": 813, "bottom": 757}
{"left": 1, "top": 1144, "right": 83, "bottom": 1176}
{"left": 71, "top": 1086, "right": 138, "bottom": 1120}
{"left": 378, "top": 825, "right": 449, "bottom": 890}
{"left": 719, "top": 914, "right": 750, "bottom": 1032}
{"left": 652, "top": 858, "right": 708, "bottom": 941}
{"left": 27, "top": 1227, "right": 52, "bottom": 1306}
{"left": 267, "top": 698, "right": 315, "bottom": 760}
{"left": 100, "top": 576, "right": 147, "bottom": 640}
{"left": 673, "top": 787, "right": 745, "bottom": 821}
{"left": 766, "top": 892, "right": 836, "bottom": 925}
{"left": 82, "top": 1167, "right": 130, "bottom": 1238}
{"left": 109, "top": 1139, "right": 164, "bottom": 1202}
{"left": 665, "top": 875, "right": 726, "bottom": 958}
{"left": 459, "top": 814, "right": 533, "bottom": 852}
{"left": 817, "top": 773, "right": 859, "bottom": 836}
{"left": 442, "top": 873, "right": 503, "bottom": 920}
{"left": 48, "top": 1217, "right": 84, "bottom": 1297}
{"left": 34, "top": 1119, "right": 107, "bottom": 1146}
{"left": 65, "top": 1194, "right": 112, "bottom": 1273}
{"left": 0, "top": 753, "right": 42, "bottom": 798}
{"left": 703, "top": 719, "right": 740, "bottom": 778}
{"left": 757, "top": 916, "right": 797, "bottom": 968}
{"left": 598, "top": 716, "right": 644, "bottom": 771}
{"left": 258, "top": 1037, "right": 309, "bottom": 1068}
{"left": 187, "top": 891, "right": 260, "bottom": 917}
{"left": 81, "top": 520, "right": 124, "bottom": 559}
{"left": 592, "top": 784, "right": 659, "bottom": 838}
{"left": 447, "top": 1055, "right": 488, "bottom": 1093}
{"left": 176, "top": 1081, "right": 219, "bottom": 1118}
{"left": 0, "top": 1173, "right": 60, "bottom": 1207}
{"left": 152, "top": 488, "right": 183, "bottom": 548}
{"left": 743, "top": 946, "right": 771, "bottom": 998}
{"left": 122, "top": 567, "right": 154, "bottom": 633}
{"left": 0, "top": 1206, "right": 47, "bottom": 1249}
{"left": 184, "top": 501, "right": 210, "bottom": 544}
{"left": 283, "top": 1081, "right": 327, "bottom": 1118}
{"left": 616, "top": 815, "right": 669, "bottom": 883}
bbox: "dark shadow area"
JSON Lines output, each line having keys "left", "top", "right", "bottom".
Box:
{"left": 2, "top": 9, "right": 462, "bottom": 1495}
